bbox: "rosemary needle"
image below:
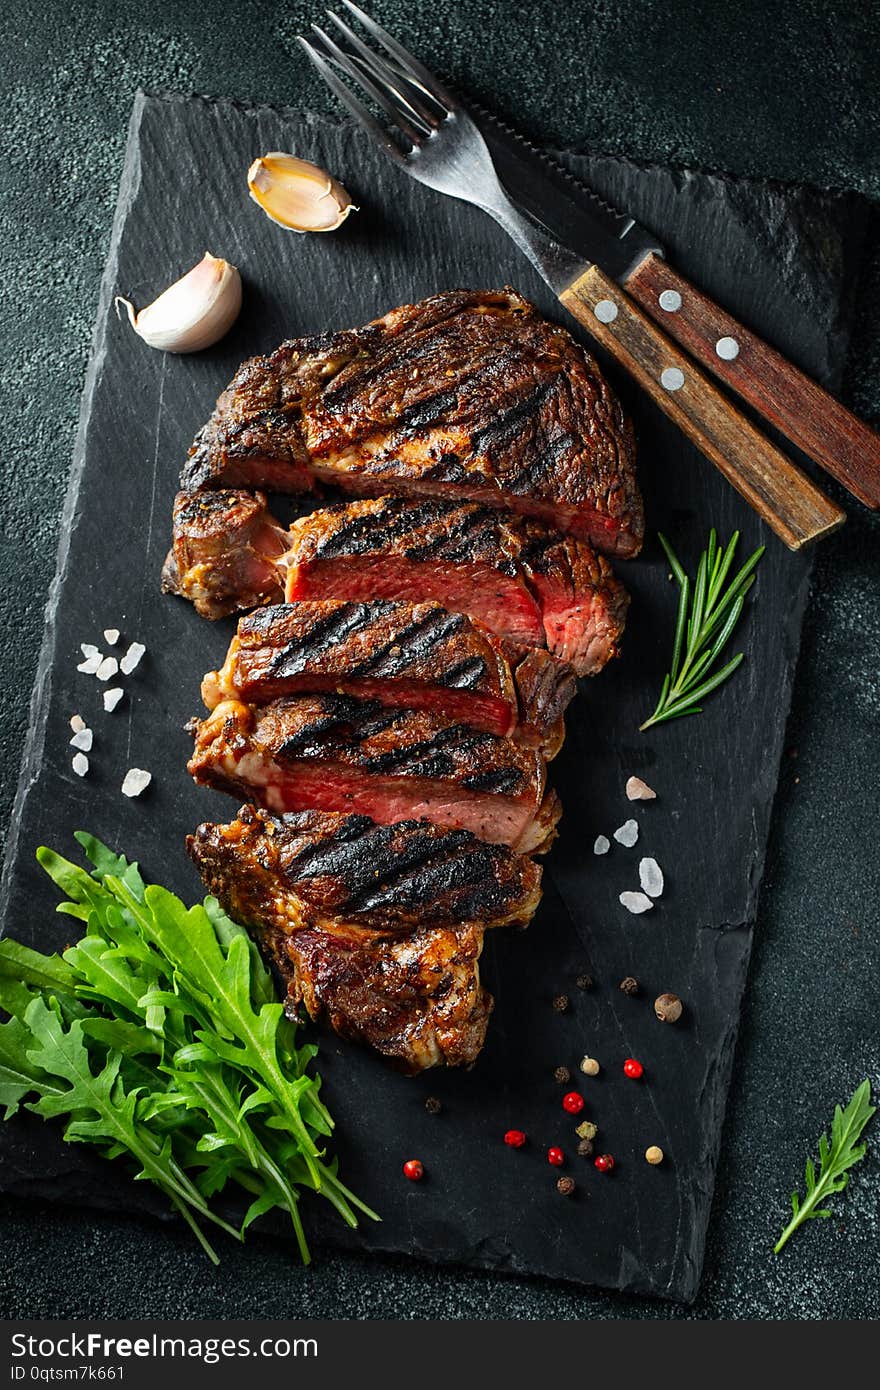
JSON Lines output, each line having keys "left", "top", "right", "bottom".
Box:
{"left": 640, "top": 529, "right": 764, "bottom": 732}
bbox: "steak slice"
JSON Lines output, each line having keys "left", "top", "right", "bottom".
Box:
{"left": 161, "top": 489, "right": 286, "bottom": 618}
{"left": 188, "top": 804, "right": 542, "bottom": 933}
{"left": 202, "top": 601, "right": 576, "bottom": 755}
{"left": 188, "top": 695, "right": 561, "bottom": 854}
{"left": 284, "top": 496, "right": 629, "bottom": 676}
{"left": 165, "top": 490, "right": 629, "bottom": 676}
{"left": 187, "top": 805, "right": 543, "bottom": 1070}
{"left": 181, "top": 288, "right": 643, "bottom": 557}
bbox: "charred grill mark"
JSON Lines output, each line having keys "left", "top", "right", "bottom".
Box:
{"left": 274, "top": 813, "right": 519, "bottom": 920}
{"left": 502, "top": 430, "right": 580, "bottom": 498}
{"left": 315, "top": 832, "right": 511, "bottom": 919}
{"left": 389, "top": 387, "right": 461, "bottom": 433}
{"left": 263, "top": 697, "right": 532, "bottom": 794}
{"left": 173, "top": 490, "right": 238, "bottom": 527}
{"left": 255, "top": 602, "right": 394, "bottom": 677}
{"left": 467, "top": 379, "right": 556, "bottom": 459}
{"left": 304, "top": 501, "right": 427, "bottom": 559}
{"left": 427, "top": 452, "right": 470, "bottom": 483}
{"left": 400, "top": 504, "right": 509, "bottom": 566}
{"left": 460, "top": 766, "right": 525, "bottom": 795}
{"left": 436, "top": 656, "right": 489, "bottom": 691}
{"left": 339, "top": 606, "right": 470, "bottom": 681}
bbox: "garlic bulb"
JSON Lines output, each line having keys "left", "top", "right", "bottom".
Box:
{"left": 115, "top": 253, "right": 242, "bottom": 353}
{"left": 247, "top": 152, "right": 356, "bottom": 233}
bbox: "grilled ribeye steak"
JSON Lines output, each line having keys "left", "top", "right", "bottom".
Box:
{"left": 165, "top": 490, "right": 629, "bottom": 676}
{"left": 187, "top": 805, "right": 542, "bottom": 1070}
{"left": 188, "top": 695, "right": 561, "bottom": 854}
{"left": 202, "top": 601, "right": 576, "bottom": 755}
{"left": 181, "top": 288, "right": 643, "bottom": 557}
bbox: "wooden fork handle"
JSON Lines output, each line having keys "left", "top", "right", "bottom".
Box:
{"left": 624, "top": 253, "right": 880, "bottom": 509}
{"left": 560, "top": 265, "right": 846, "bottom": 551}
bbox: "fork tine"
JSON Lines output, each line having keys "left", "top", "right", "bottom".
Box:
{"left": 340, "top": 0, "right": 457, "bottom": 113}
{"left": 298, "top": 36, "right": 408, "bottom": 163}
{"left": 312, "top": 22, "right": 433, "bottom": 143}
{"left": 325, "top": 9, "right": 444, "bottom": 129}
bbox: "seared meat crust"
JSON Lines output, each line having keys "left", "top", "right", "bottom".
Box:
{"left": 187, "top": 695, "right": 561, "bottom": 853}
{"left": 187, "top": 804, "right": 542, "bottom": 934}
{"left": 187, "top": 805, "right": 543, "bottom": 1070}
{"left": 202, "top": 600, "right": 576, "bottom": 754}
{"left": 161, "top": 489, "right": 286, "bottom": 618}
{"left": 181, "top": 288, "right": 642, "bottom": 556}
{"left": 166, "top": 490, "right": 629, "bottom": 676}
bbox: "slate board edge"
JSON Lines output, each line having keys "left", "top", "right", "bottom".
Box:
{"left": 0, "top": 93, "right": 146, "bottom": 928}
{"left": 0, "top": 91, "right": 861, "bottom": 1305}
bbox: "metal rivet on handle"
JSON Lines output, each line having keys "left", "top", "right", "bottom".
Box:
{"left": 594, "top": 299, "right": 619, "bottom": 323}
{"left": 659, "top": 290, "right": 682, "bottom": 312}
{"left": 660, "top": 367, "right": 685, "bottom": 391}
{"left": 716, "top": 336, "right": 740, "bottom": 360}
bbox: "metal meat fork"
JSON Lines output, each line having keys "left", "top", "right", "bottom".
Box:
{"left": 299, "top": 2, "right": 850, "bottom": 551}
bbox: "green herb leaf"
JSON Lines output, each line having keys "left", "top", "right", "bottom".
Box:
{"left": 640, "top": 530, "right": 764, "bottom": 731}
{"left": 0, "top": 834, "right": 378, "bottom": 1264}
{"left": 774, "top": 1080, "right": 875, "bottom": 1253}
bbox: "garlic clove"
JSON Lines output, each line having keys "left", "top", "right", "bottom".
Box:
{"left": 247, "top": 152, "right": 356, "bottom": 233}
{"left": 115, "top": 253, "right": 242, "bottom": 353}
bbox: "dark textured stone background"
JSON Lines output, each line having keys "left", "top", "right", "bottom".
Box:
{"left": 0, "top": 0, "right": 877, "bottom": 1320}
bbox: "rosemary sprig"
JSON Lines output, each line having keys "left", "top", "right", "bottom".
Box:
{"left": 640, "top": 529, "right": 764, "bottom": 731}
{"left": 774, "top": 1080, "right": 875, "bottom": 1254}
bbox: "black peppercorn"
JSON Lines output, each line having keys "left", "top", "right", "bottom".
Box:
{"left": 554, "top": 1065, "right": 571, "bottom": 1085}
{"left": 424, "top": 1096, "right": 442, "bottom": 1115}
{"left": 577, "top": 1138, "right": 594, "bottom": 1158}
{"left": 619, "top": 976, "right": 639, "bottom": 996}
{"left": 552, "top": 993, "right": 570, "bottom": 1013}
{"left": 575, "top": 973, "right": 593, "bottom": 991}
{"left": 556, "top": 1176, "right": 576, "bottom": 1196}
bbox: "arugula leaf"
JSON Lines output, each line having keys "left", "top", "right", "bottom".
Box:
{"left": 0, "top": 1012, "right": 61, "bottom": 1118}
{"left": 0, "top": 833, "right": 378, "bottom": 1264}
{"left": 0, "top": 939, "right": 77, "bottom": 996}
{"left": 774, "top": 1080, "right": 875, "bottom": 1253}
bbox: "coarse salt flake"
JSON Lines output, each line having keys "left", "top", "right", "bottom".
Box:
{"left": 120, "top": 642, "right": 145, "bottom": 675}
{"left": 80, "top": 643, "right": 100, "bottom": 659}
{"left": 103, "top": 628, "right": 120, "bottom": 646}
{"left": 69, "top": 713, "right": 86, "bottom": 733}
{"left": 72, "top": 753, "right": 89, "bottom": 778}
{"left": 70, "top": 728, "right": 93, "bottom": 752}
{"left": 77, "top": 655, "right": 102, "bottom": 675}
{"left": 626, "top": 776, "right": 657, "bottom": 801}
{"left": 103, "top": 687, "right": 124, "bottom": 712}
{"left": 121, "top": 768, "right": 151, "bottom": 798}
{"left": 613, "top": 819, "right": 639, "bottom": 848}
{"left": 639, "top": 857, "right": 664, "bottom": 898}
{"left": 593, "top": 834, "right": 611, "bottom": 855}
{"left": 619, "top": 891, "right": 653, "bottom": 915}
{"left": 96, "top": 656, "right": 119, "bottom": 681}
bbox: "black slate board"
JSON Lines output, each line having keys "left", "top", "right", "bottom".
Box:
{"left": 0, "top": 92, "right": 868, "bottom": 1302}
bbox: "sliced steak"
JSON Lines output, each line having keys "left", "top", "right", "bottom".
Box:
{"left": 202, "top": 601, "right": 576, "bottom": 755}
{"left": 181, "top": 288, "right": 642, "bottom": 557}
{"left": 187, "top": 805, "right": 543, "bottom": 1070}
{"left": 188, "top": 695, "right": 561, "bottom": 853}
{"left": 187, "top": 804, "right": 542, "bottom": 935}
{"left": 284, "top": 496, "right": 629, "bottom": 676}
{"left": 166, "top": 490, "right": 629, "bottom": 676}
{"left": 161, "top": 489, "right": 286, "bottom": 619}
